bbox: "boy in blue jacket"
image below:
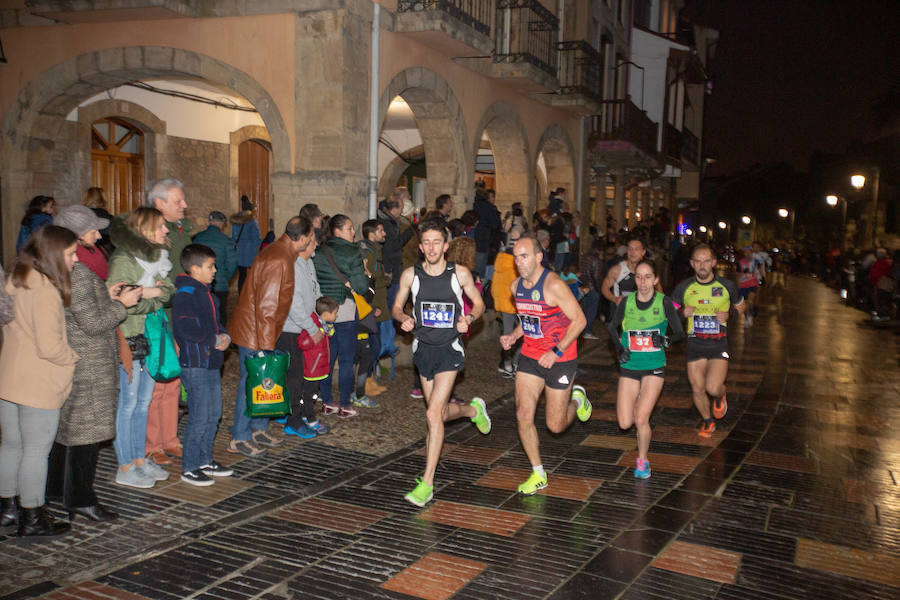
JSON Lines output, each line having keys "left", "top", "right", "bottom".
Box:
{"left": 173, "top": 244, "right": 233, "bottom": 486}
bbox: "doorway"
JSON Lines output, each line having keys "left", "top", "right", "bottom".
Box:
{"left": 238, "top": 139, "right": 271, "bottom": 237}
{"left": 91, "top": 117, "right": 144, "bottom": 214}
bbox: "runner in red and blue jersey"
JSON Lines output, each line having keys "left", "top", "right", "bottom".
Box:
{"left": 500, "top": 236, "right": 592, "bottom": 495}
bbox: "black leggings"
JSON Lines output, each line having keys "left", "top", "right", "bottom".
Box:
{"left": 46, "top": 442, "right": 100, "bottom": 509}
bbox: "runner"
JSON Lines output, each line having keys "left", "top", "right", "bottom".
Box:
{"left": 393, "top": 219, "right": 492, "bottom": 507}
{"left": 737, "top": 247, "right": 760, "bottom": 326}
{"left": 607, "top": 260, "right": 684, "bottom": 478}
{"left": 672, "top": 244, "right": 744, "bottom": 438}
{"left": 601, "top": 237, "right": 662, "bottom": 316}
{"left": 500, "top": 236, "right": 592, "bottom": 495}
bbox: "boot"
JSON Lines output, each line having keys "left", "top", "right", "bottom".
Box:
{"left": 17, "top": 505, "right": 70, "bottom": 538}
{"left": 68, "top": 504, "right": 118, "bottom": 523}
{"left": 365, "top": 377, "right": 387, "bottom": 396}
{"left": 0, "top": 496, "right": 18, "bottom": 530}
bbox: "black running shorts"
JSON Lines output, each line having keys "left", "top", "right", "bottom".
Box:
{"left": 413, "top": 343, "right": 465, "bottom": 380}
{"left": 517, "top": 355, "right": 578, "bottom": 390}
{"left": 685, "top": 340, "right": 730, "bottom": 362}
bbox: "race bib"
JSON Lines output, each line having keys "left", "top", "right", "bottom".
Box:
{"left": 692, "top": 315, "right": 720, "bottom": 334}
{"left": 520, "top": 314, "right": 543, "bottom": 338}
{"left": 421, "top": 302, "right": 455, "bottom": 328}
{"left": 627, "top": 330, "right": 656, "bottom": 352}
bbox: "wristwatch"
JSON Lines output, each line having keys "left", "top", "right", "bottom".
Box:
{"left": 551, "top": 345, "right": 564, "bottom": 357}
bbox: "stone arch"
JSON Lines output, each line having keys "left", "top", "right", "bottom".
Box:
{"left": 378, "top": 145, "right": 425, "bottom": 201}
{"left": 229, "top": 125, "right": 272, "bottom": 214}
{"left": 1, "top": 46, "right": 290, "bottom": 259}
{"left": 378, "top": 67, "right": 469, "bottom": 209}
{"left": 472, "top": 101, "right": 532, "bottom": 215}
{"left": 534, "top": 124, "right": 576, "bottom": 210}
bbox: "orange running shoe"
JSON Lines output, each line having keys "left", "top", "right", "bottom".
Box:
{"left": 698, "top": 419, "right": 716, "bottom": 438}
{"left": 712, "top": 393, "right": 728, "bottom": 419}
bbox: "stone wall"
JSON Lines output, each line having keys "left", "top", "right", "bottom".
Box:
{"left": 157, "top": 135, "right": 229, "bottom": 230}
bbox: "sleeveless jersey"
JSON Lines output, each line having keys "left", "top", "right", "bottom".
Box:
{"left": 672, "top": 275, "right": 740, "bottom": 341}
{"left": 738, "top": 257, "right": 758, "bottom": 288}
{"left": 620, "top": 292, "right": 667, "bottom": 370}
{"left": 613, "top": 260, "right": 636, "bottom": 297}
{"left": 515, "top": 269, "right": 577, "bottom": 361}
{"left": 412, "top": 262, "right": 464, "bottom": 347}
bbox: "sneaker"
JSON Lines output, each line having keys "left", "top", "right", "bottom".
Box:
{"left": 582, "top": 331, "right": 599, "bottom": 340}
{"left": 410, "top": 387, "right": 424, "bottom": 399}
{"left": 572, "top": 385, "right": 592, "bottom": 422}
{"left": 338, "top": 406, "right": 360, "bottom": 418}
{"left": 698, "top": 419, "right": 716, "bottom": 438}
{"left": 304, "top": 419, "right": 330, "bottom": 435}
{"left": 275, "top": 417, "right": 288, "bottom": 425}
{"left": 115, "top": 466, "right": 155, "bottom": 489}
{"left": 284, "top": 424, "right": 316, "bottom": 439}
{"left": 497, "top": 365, "right": 513, "bottom": 376}
{"left": 351, "top": 393, "right": 379, "bottom": 408}
{"left": 404, "top": 477, "right": 434, "bottom": 507}
{"left": 470, "top": 397, "right": 491, "bottom": 434}
{"left": 252, "top": 429, "right": 284, "bottom": 448}
{"left": 712, "top": 394, "right": 728, "bottom": 420}
{"left": 517, "top": 471, "right": 548, "bottom": 495}
{"left": 181, "top": 470, "right": 215, "bottom": 486}
{"left": 634, "top": 458, "right": 651, "bottom": 479}
{"left": 500, "top": 370, "right": 515, "bottom": 379}
{"left": 200, "top": 461, "right": 234, "bottom": 477}
{"left": 321, "top": 402, "right": 340, "bottom": 415}
{"left": 227, "top": 438, "right": 267, "bottom": 457}
{"left": 138, "top": 459, "right": 170, "bottom": 482}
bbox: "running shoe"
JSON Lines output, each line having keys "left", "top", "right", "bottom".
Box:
{"left": 572, "top": 385, "right": 592, "bottom": 422}
{"left": 321, "top": 402, "right": 340, "bottom": 415}
{"left": 304, "top": 419, "right": 330, "bottom": 435}
{"left": 712, "top": 393, "right": 728, "bottom": 419}
{"left": 410, "top": 388, "right": 424, "bottom": 399}
{"left": 404, "top": 477, "right": 434, "bottom": 507}
{"left": 200, "top": 461, "right": 234, "bottom": 477}
{"left": 284, "top": 424, "right": 316, "bottom": 439}
{"left": 517, "top": 471, "right": 548, "bottom": 495}
{"left": 351, "top": 393, "right": 379, "bottom": 409}
{"left": 698, "top": 418, "right": 716, "bottom": 438}
{"left": 275, "top": 417, "right": 288, "bottom": 425}
{"left": 634, "top": 458, "right": 651, "bottom": 479}
{"left": 470, "top": 397, "right": 491, "bottom": 434}
{"left": 337, "top": 406, "right": 360, "bottom": 418}
{"left": 181, "top": 470, "right": 215, "bottom": 487}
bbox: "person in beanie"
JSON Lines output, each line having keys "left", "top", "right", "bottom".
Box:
{"left": 54, "top": 205, "right": 111, "bottom": 281}
{"left": 193, "top": 211, "right": 238, "bottom": 325}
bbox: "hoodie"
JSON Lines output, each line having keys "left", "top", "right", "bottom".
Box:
{"left": 172, "top": 273, "right": 227, "bottom": 370}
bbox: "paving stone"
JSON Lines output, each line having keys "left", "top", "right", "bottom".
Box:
{"left": 380, "top": 551, "right": 486, "bottom": 600}
{"left": 416, "top": 500, "right": 531, "bottom": 537}
{"left": 794, "top": 537, "right": 900, "bottom": 587}
{"left": 475, "top": 466, "right": 602, "bottom": 501}
{"left": 581, "top": 434, "right": 638, "bottom": 451}
{"left": 653, "top": 540, "right": 741, "bottom": 584}
{"left": 619, "top": 451, "right": 702, "bottom": 474}
{"left": 745, "top": 450, "right": 818, "bottom": 473}
{"left": 272, "top": 497, "right": 389, "bottom": 533}
{"left": 621, "top": 567, "right": 722, "bottom": 599}
{"left": 41, "top": 581, "right": 152, "bottom": 600}
{"left": 652, "top": 425, "right": 727, "bottom": 446}
{"left": 146, "top": 475, "right": 254, "bottom": 507}
{"left": 547, "top": 573, "right": 627, "bottom": 599}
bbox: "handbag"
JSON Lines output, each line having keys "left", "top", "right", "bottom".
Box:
{"left": 244, "top": 350, "right": 291, "bottom": 417}
{"left": 322, "top": 245, "right": 378, "bottom": 333}
{"left": 125, "top": 334, "right": 150, "bottom": 360}
{"left": 144, "top": 308, "right": 182, "bottom": 381}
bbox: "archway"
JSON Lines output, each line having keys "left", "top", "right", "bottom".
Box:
{"left": 230, "top": 125, "right": 272, "bottom": 232}
{"left": 534, "top": 124, "right": 576, "bottom": 211}
{"left": 471, "top": 101, "right": 531, "bottom": 215}
{"left": 378, "top": 67, "right": 470, "bottom": 212}
{"left": 0, "top": 46, "right": 290, "bottom": 260}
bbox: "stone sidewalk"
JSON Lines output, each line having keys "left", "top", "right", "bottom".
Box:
{"left": 2, "top": 277, "right": 899, "bottom": 599}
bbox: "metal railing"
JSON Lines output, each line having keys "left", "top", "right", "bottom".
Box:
{"left": 682, "top": 127, "right": 700, "bottom": 164}
{"left": 589, "top": 99, "right": 658, "bottom": 157}
{"left": 397, "top": 0, "right": 493, "bottom": 36}
{"left": 557, "top": 41, "right": 603, "bottom": 103}
{"left": 495, "top": 0, "right": 559, "bottom": 76}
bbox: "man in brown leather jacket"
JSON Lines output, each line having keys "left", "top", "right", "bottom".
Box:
{"left": 227, "top": 216, "right": 314, "bottom": 457}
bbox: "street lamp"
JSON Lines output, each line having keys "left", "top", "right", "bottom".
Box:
{"left": 850, "top": 169, "right": 881, "bottom": 246}
{"left": 826, "top": 194, "right": 847, "bottom": 249}
{"left": 777, "top": 208, "right": 789, "bottom": 218}
{"left": 850, "top": 174, "right": 866, "bottom": 190}
{"left": 825, "top": 194, "right": 838, "bottom": 206}
{"left": 685, "top": 228, "right": 693, "bottom": 236}
{"left": 718, "top": 221, "right": 727, "bottom": 230}
{"left": 741, "top": 215, "right": 751, "bottom": 225}
{"left": 778, "top": 208, "right": 795, "bottom": 237}
{"left": 698, "top": 225, "right": 707, "bottom": 233}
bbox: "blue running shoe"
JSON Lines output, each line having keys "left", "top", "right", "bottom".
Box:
{"left": 284, "top": 424, "right": 316, "bottom": 439}
{"left": 634, "top": 458, "right": 651, "bottom": 479}
{"left": 304, "top": 419, "right": 330, "bottom": 435}
{"left": 275, "top": 417, "right": 288, "bottom": 425}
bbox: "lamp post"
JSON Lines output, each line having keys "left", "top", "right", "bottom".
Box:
{"left": 778, "top": 208, "right": 795, "bottom": 238}
{"left": 851, "top": 169, "right": 880, "bottom": 247}
{"left": 826, "top": 194, "right": 847, "bottom": 248}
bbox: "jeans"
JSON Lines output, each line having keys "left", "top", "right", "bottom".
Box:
{"left": 387, "top": 282, "right": 399, "bottom": 318}
{"left": 47, "top": 442, "right": 100, "bottom": 508}
{"left": 580, "top": 288, "right": 601, "bottom": 332}
{"left": 320, "top": 320, "right": 359, "bottom": 407}
{"left": 231, "top": 345, "right": 271, "bottom": 441}
{"left": 0, "top": 399, "right": 61, "bottom": 508}
{"left": 181, "top": 368, "right": 222, "bottom": 473}
{"left": 114, "top": 364, "right": 154, "bottom": 465}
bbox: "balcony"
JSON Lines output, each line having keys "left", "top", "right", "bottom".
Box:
{"left": 26, "top": 0, "right": 198, "bottom": 22}
{"left": 395, "top": 0, "right": 495, "bottom": 57}
{"left": 550, "top": 41, "right": 603, "bottom": 114}
{"left": 682, "top": 127, "right": 700, "bottom": 165}
{"left": 663, "top": 122, "right": 684, "bottom": 164}
{"left": 491, "top": 0, "right": 559, "bottom": 92}
{"left": 587, "top": 99, "right": 659, "bottom": 168}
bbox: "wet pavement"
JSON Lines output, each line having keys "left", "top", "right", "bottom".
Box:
{"left": 1, "top": 276, "right": 899, "bottom": 599}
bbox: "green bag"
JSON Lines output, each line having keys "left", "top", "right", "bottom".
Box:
{"left": 244, "top": 351, "right": 291, "bottom": 417}
{"left": 145, "top": 308, "right": 181, "bottom": 381}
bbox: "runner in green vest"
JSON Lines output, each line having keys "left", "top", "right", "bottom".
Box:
{"left": 607, "top": 260, "right": 684, "bottom": 479}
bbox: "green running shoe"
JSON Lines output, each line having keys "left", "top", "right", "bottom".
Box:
{"left": 572, "top": 385, "right": 591, "bottom": 422}
{"left": 517, "top": 470, "right": 548, "bottom": 495}
{"left": 470, "top": 397, "right": 491, "bottom": 434}
{"left": 404, "top": 477, "right": 434, "bottom": 507}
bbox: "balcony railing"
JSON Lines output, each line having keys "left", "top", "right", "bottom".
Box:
{"left": 589, "top": 99, "right": 658, "bottom": 157}
{"left": 495, "top": 0, "right": 559, "bottom": 77}
{"left": 557, "top": 41, "right": 603, "bottom": 103}
{"left": 682, "top": 127, "right": 700, "bottom": 164}
{"left": 663, "top": 123, "right": 683, "bottom": 162}
{"left": 397, "top": 0, "right": 493, "bottom": 36}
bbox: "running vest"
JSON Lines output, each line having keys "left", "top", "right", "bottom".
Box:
{"left": 411, "top": 262, "right": 464, "bottom": 347}
{"left": 674, "top": 276, "right": 736, "bottom": 341}
{"left": 738, "top": 257, "right": 758, "bottom": 288}
{"left": 620, "top": 292, "right": 667, "bottom": 370}
{"left": 613, "top": 260, "right": 636, "bottom": 297}
{"left": 515, "top": 269, "right": 577, "bottom": 361}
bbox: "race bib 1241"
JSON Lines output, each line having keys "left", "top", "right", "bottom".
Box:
{"left": 421, "top": 302, "right": 455, "bottom": 328}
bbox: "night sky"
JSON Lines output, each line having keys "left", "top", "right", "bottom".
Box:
{"left": 681, "top": 0, "right": 899, "bottom": 177}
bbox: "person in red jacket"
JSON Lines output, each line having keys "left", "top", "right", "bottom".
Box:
{"left": 295, "top": 297, "right": 339, "bottom": 430}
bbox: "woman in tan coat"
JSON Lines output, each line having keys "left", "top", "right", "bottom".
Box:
{"left": 0, "top": 225, "right": 80, "bottom": 538}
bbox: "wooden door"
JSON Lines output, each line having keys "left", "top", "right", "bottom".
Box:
{"left": 238, "top": 139, "right": 271, "bottom": 236}
{"left": 91, "top": 118, "right": 144, "bottom": 215}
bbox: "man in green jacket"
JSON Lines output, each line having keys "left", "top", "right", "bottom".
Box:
{"left": 193, "top": 210, "right": 238, "bottom": 324}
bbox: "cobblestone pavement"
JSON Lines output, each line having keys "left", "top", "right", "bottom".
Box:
{"left": 2, "top": 277, "right": 899, "bottom": 599}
